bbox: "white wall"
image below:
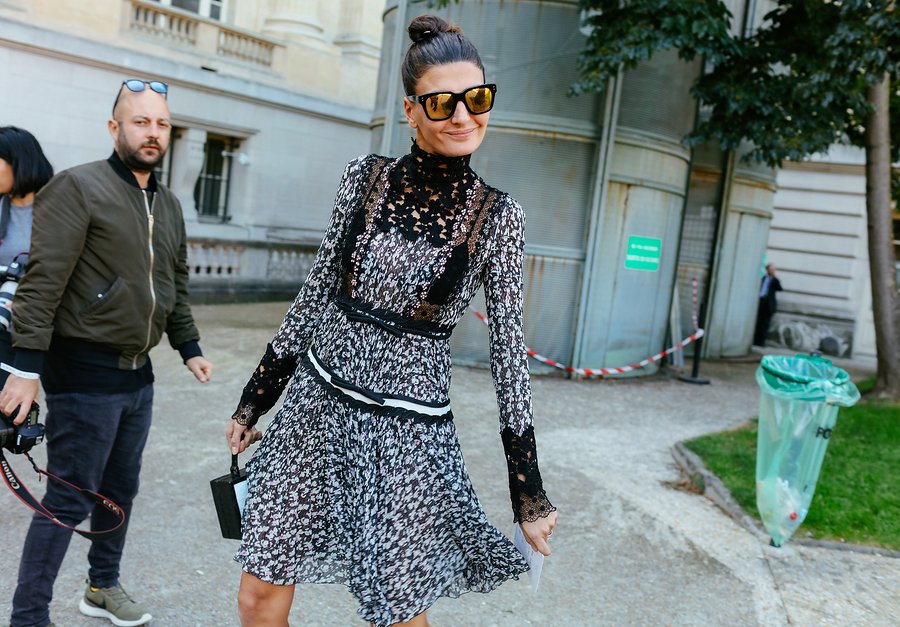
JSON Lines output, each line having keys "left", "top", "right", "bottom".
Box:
{"left": 1, "top": 17, "right": 374, "bottom": 246}
{"left": 769, "top": 146, "right": 875, "bottom": 359}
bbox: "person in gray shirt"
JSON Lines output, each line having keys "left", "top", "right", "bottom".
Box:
{"left": 0, "top": 126, "right": 54, "bottom": 386}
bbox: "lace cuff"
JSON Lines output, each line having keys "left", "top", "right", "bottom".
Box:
{"left": 231, "top": 343, "right": 297, "bottom": 428}
{"left": 500, "top": 425, "right": 557, "bottom": 523}
{"left": 232, "top": 403, "right": 258, "bottom": 428}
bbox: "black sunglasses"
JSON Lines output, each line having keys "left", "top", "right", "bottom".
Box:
{"left": 406, "top": 84, "right": 497, "bottom": 121}
{"left": 112, "top": 79, "right": 168, "bottom": 114}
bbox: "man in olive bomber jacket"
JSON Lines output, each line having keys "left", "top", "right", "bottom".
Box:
{"left": 1, "top": 80, "right": 213, "bottom": 627}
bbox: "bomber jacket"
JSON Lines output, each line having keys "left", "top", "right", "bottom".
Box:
{"left": 11, "top": 153, "right": 200, "bottom": 376}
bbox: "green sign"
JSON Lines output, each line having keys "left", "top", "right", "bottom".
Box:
{"left": 624, "top": 235, "right": 662, "bottom": 271}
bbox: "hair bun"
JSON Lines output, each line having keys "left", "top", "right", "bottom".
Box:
{"left": 408, "top": 14, "right": 461, "bottom": 44}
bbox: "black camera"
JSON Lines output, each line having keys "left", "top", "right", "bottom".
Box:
{"left": 0, "top": 258, "right": 26, "bottom": 332}
{"left": 0, "top": 403, "right": 44, "bottom": 454}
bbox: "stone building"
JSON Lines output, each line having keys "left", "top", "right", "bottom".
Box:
{"left": 2, "top": 0, "right": 890, "bottom": 371}
{"left": 375, "top": 0, "right": 781, "bottom": 372}
{"left": 765, "top": 146, "right": 895, "bottom": 363}
{"left": 0, "top": 0, "right": 384, "bottom": 298}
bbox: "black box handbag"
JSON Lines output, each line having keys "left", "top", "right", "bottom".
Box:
{"left": 210, "top": 454, "right": 247, "bottom": 540}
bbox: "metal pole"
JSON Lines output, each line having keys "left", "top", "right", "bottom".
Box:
{"left": 678, "top": 147, "right": 732, "bottom": 386}
{"left": 679, "top": 306, "right": 710, "bottom": 384}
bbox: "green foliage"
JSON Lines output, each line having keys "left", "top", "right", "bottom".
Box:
{"left": 884, "top": 79, "right": 899, "bottom": 161}
{"left": 893, "top": 167, "right": 900, "bottom": 207}
{"left": 432, "top": 1, "right": 899, "bottom": 166}
{"left": 575, "top": 0, "right": 899, "bottom": 167}
{"left": 573, "top": 0, "right": 737, "bottom": 95}
{"left": 685, "top": 401, "right": 900, "bottom": 549}
{"left": 689, "top": 0, "right": 899, "bottom": 166}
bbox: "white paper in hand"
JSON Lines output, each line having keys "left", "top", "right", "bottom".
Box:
{"left": 513, "top": 524, "right": 544, "bottom": 592}
{"left": 233, "top": 478, "right": 249, "bottom": 516}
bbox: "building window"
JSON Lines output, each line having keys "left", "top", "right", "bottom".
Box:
{"left": 194, "top": 134, "right": 235, "bottom": 222}
{"left": 148, "top": 0, "right": 224, "bottom": 21}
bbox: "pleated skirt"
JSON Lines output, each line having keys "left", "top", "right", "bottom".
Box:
{"left": 234, "top": 359, "right": 528, "bottom": 626}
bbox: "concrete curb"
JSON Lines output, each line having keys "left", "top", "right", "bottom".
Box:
{"left": 671, "top": 442, "right": 769, "bottom": 541}
{"left": 671, "top": 441, "right": 900, "bottom": 559}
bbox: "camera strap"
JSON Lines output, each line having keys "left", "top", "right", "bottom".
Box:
{"left": 0, "top": 449, "right": 126, "bottom": 542}
{"left": 0, "top": 194, "right": 10, "bottom": 242}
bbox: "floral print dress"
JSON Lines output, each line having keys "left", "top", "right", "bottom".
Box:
{"left": 233, "top": 142, "right": 555, "bottom": 626}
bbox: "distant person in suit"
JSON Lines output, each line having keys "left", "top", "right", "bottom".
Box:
{"left": 754, "top": 263, "right": 783, "bottom": 346}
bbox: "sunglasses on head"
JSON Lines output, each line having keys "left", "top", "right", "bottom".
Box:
{"left": 406, "top": 84, "right": 497, "bottom": 121}
{"left": 112, "top": 79, "right": 168, "bottom": 114}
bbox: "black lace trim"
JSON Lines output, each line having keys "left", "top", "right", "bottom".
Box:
{"left": 232, "top": 343, "right": 298, "bottom": 428}
{"left": 341, "top": 158, "right": 384, "bottom": 288}
{"left": 339, "top": 145, "right": 491, "bottom": 321}
{"left": 426, "top": 241, "right": 469, "bottom": 305}
{"left": 335, "top": 293, "right": 454, "bottom": 339}
{"left": 380, "top": 141, "right": 474, "bottom": 247}
{"left": 500, "top": 426, "right": 556, "bottom": 523}
{"left": 409, "top": 139, "right": 471, "bottom": 176}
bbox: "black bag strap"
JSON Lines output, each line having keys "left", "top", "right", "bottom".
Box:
{"left": 0, "top": 194, "right": 10, "bottom": 243}
{"left": 230, "top": 453, "right": 241, "bottom": 479}
{"left": 0, "top": 449, "right": 126, "bottom": 542}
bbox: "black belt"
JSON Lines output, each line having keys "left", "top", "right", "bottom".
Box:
{"left": 334, "top": 296, "right": 453, "bottom": 340}
{"left": 307, "top": 348, "right": 451, "bottom": 416}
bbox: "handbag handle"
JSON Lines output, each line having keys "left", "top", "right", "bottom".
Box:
{"left": 230, "top": 453, "right": 240, "bottom": 480}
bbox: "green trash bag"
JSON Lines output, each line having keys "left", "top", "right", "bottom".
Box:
{"left": 754, "top": 354, "right": 860, "bottom": 547}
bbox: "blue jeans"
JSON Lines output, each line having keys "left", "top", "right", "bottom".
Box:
{"left": 10, "top": 385, "right": 154, "bottom": 627}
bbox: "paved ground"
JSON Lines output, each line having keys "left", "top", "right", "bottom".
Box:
{"left": 1, "top": 302, "right": 897, "bottom": 626}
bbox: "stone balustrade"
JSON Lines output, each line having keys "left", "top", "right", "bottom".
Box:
{"left": 128, "top": 0, "right": 278, "bottom": 68}
{"left": 187, "top": 240, "right": 244, "bottom": 279}
{"left": 187, "top": 239, "right": 316, "bottom": 284}
{"left": 217, "top": 29, "right": 274, "bottom": 66}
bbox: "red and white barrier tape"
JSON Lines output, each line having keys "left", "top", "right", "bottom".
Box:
{"left": 468, "top": 277, "right": 704, "bottom": 377}
{"left": 691, "top": 275, "right": 699, "bottom": 330}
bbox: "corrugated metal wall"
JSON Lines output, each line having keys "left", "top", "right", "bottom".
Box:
{"left": 372, "top": 1, "right": 773, "bottom": 373}
{"left": 675, "top": 141, "right": 726, "bottom": 352}
{"left": 373, "top": 0, "right": 604, "bottom": 370}
{"left": 704, "top": 151, "right": 777, "bottom": 357}
{"left": 573, "top": 49, "right": 701, "bottom": 374}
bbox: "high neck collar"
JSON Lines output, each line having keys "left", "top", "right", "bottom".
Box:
{"left": 107, "top": 151, "right": 159, "bottom": 193}
{"left": 406, "top": 140, "right": 471, "bottom": 178}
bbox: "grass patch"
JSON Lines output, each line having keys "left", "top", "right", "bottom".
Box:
{"left": 683, "top": 400, "right": 900, "bottom": 550}
{"left": 856, "top": 377, "right": 876, "bottom": 395}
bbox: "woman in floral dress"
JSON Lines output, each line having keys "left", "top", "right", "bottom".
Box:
{"left": 226, "top": 14, "right": 558, "bottom": 627}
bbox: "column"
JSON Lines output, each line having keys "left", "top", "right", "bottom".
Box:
{"left": 169, "top": 127, "right": 207, "bottom": 222}
{"left": 262, "top": 0, "right": 324, "bottom": 41}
